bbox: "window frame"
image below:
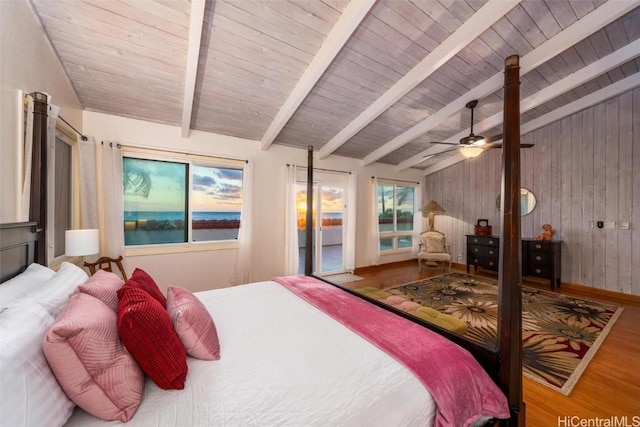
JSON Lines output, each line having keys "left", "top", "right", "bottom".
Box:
{"left": 122, "top": 149, "right": 245, "bottom": 256}
{"left": 377, "top": 181, "right": 417, "bottom": 254}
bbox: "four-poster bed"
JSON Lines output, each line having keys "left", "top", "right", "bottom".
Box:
{"left": 0, "top": 56, "right": 524, "bottom": 426}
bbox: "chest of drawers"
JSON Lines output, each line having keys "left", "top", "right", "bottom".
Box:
{"left": 466, "top": 235, "right": 562, "bottom": 290}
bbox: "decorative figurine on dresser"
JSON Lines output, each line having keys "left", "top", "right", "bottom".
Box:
{"left": 535, "top": 223, "right": 556, "bottom": 241}
{"left": 466, "top": 232, "right": 562, "bottom": 291}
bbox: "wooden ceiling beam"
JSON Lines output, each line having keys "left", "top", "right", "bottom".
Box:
{"left": 421, "top": 72, "right": 640, "bottom": 176}
{"left": 260, "top": 0, "right": 376, "bottom": 151}
{"left": 365, "top": 0, "right": 639, "bottom": 167}
{"left": 398, "top": 37, "right": 640, "bottom": 171}
{"left": 317, "top": 0, "right": 522, "bottom": 160}
{"left": 180, "top": 0, "right": 206, "bottom": 139}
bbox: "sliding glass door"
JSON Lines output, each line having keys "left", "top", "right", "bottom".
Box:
{"left": 297, "top": 183, "right": 346, "bottom": 275}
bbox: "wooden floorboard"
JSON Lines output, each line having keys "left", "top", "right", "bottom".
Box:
{"left": 346, "top": 261, "right": 640, "bottom": 426}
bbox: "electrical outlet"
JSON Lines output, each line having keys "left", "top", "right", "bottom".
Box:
{"left": 604, "top": 221, "right": 616, "bottom": 229}
{"left": 457, "top": 254, "right": 462, "bottom": 261}
{"left": 621, "top": 222, "right": 631, "bottom": 230}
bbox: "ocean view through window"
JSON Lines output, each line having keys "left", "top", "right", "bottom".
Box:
{"left": 123, "top": 155, "right": 243, "bottom": 246}
{"left": 377, "top": 183, "right": 416, "bottom": 252}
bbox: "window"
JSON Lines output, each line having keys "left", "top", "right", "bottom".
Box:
{"left": 377, "top": 183, "right": 416, "bottom": 252}
{"left": 122, "top": 154, "right": 244, "bottom": 247}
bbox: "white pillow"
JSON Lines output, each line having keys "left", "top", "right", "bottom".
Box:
{"left": 0, "top": 302, "right": 75, "bottom": 427}
{"left": 0, "top": 263, "right": 55, "bottom": 310}
{"left": 17, "top": 262, "right": 89, "bottom": 317}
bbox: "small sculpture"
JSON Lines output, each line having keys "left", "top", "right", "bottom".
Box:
{"left": 535, "top": 224, "right": 556, "bottom": 241}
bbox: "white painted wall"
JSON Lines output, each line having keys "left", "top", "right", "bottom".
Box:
{"left": 0, "top": 0, "right": 83, "bottom": 223}
{"left": 83, "top": 111, "right": 425, "bottom": 293}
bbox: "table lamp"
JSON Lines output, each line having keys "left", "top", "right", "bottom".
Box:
{"left": 420, "top": 200, "right": 445, "bottom": 231}
{"left": 65, "top": 229, "right": 99, "bottom": 257}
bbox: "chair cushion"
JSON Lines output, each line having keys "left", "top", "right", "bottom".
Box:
{"left": 418, "top": 252, "right": 451, "bottom": 261}
{"left": 425, "top": 234, "right": 445, "bottom": 253}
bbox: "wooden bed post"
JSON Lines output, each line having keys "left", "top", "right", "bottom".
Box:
{"left": 305, "top": 146, "right": 314, "bottom": 276}
{"left": 498, "top": 55, "right": 525, "bottom": 425}
{"left": 30, "top": 92, "right": 48, "bottom": 264}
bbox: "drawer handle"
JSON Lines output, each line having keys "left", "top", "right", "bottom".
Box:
{"left": 489, "top": 250, "right": 494, "bottom": 255}
{"left": 474, "top": 259, "right": 479, "bottom": 263}
{"left": 488, "top": 261, "right": 494, "bottom": 266}
{"left": 473, "top": 238, "right": 478, "bottom": 243}
{"left": 536, "top": 256, "right": 542, "bottom": 261}
{"left": 489, "top": 240, "right": 494, "bottom": 244}
{"left": 535, "top": 268, "right": 541, "bottom": 274}
{"left": 535, "top": 244, "right": 542, "bottom": 249}
{"left": 474, "top": 248, "right": 479, "bottom": 252}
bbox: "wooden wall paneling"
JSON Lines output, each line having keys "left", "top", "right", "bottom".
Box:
{"left": 592, "top": 102, "right": 607, "bottom": 289}
{"left": 570, "top": 112, "right": 583, "bottom": 284}
{"left": 581, "top": 105, "right": 595, "bottom": 288}
{"left": 538, "top": 127, "right": 551, "bottom": 234}
{"left": 560, "top": 116, "right": 573, "bottom": 282}
{"left": 522, "top": 134, "right": 535, "bottom": 239}
{"left": 605, "top": 97, "right": 620, "bottom": 291}
{"left": 632, "top": 88, "right": 640, "bottom": 296}
{"left": 550, "top": 120, "right": 563, "bottom": 259}
{"left": 618, "top": 91, "right": 633, "bottom": 295}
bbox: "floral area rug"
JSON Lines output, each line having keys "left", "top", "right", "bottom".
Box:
{"left": 365, "top": 272, "right": 623, "bottom": 395}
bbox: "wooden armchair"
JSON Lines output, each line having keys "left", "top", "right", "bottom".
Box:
{"left": 84, "top": 255, "right": 128, "bottom": 280}
{"left": 417, "top": 230, "right": 452, "bottom": 272}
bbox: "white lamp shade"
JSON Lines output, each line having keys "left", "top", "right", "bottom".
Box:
{"left": 65, "top": 229, "right": 100, "bottom": 256}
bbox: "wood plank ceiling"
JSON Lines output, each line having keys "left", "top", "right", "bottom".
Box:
{"left": 29, "top": 0, "right": 640, "bottom": 174}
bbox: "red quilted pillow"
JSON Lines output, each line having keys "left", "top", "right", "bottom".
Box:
{"left": 126, "top": 268, "right": 166, "bottom": 307}
{"left": 117, "top": 285, "right": 187, "bottom": 390}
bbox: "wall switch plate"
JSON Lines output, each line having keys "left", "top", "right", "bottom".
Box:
{"left": 621, "top": 222, "right": 631, "bottom": 230}
{"left": 604, "top": 221, "right": 616, "bottom": 229}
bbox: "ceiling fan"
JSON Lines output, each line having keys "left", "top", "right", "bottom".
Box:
{"left": 429, "top": 100, "right": 533, "bottom": 156}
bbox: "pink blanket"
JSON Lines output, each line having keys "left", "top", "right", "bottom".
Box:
{"left": 273, "top": 275, "right": 509, "bottom": 427}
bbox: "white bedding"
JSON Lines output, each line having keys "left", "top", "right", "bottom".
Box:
{"left": 65, "top": 280, "right": 437, "bottom": 426}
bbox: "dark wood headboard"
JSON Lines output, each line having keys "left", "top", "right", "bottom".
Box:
{"left": 0, "top": 222, "right": 39, "bottom": 283}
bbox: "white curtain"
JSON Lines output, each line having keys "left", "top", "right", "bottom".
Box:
{"left": 45, "top": 102, "right": 60, "bottom": 262}
{"left": 284, "top": 164, "right": 300, "bottom": 276}
{"left": 344, "top": 172, "right": 357, "bottom": 273}
{"left": 97, "top": 141, "right": 124, "bottom": 259}
{"left": 231, "top": 161, "right": 253, "bottom": 285}
{"left": 412, "top": 185, "right": 422, "bottom": 257}
{"left": 76, "top": 136, "right": 99, "bottom": 230}
{"left": 20, "top": 94, "right": 35, "bottom": 221}
{"left": 369, "top": 177, "right": 380, "bottom": 266}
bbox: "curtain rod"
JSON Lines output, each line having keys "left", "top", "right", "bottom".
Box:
{"left": 59, "top": 115, "right": 88, "bottom": 141}
{"left": 287, "top": 164, "right": 351, "bottom": 175}
{"left": 372, "top": 176, "right": 420, "bottom": 185}
{"left": 107, "top": 142, "right": 248, "bottom": 164}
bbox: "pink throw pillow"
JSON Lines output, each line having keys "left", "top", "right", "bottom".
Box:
{"left": 117, "top": 285, "right": 188, "bottom": 390}
{"left": 42, "top": 293, "right": 144, "bottom": 422}
{"left": 167, "top": 286, "right": 220, "bottom": 360}
{"left": 126, "top": 268, "right": 166, "bottom": 307}
{"left": 76, "top": 269, "right": 125, "bottom": 311}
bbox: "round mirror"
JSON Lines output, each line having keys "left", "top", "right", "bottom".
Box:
{"left": 496, "top": 188, "right": 536, "bottom": 216}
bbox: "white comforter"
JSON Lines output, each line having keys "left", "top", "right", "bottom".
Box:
{"left": 66, "top": 281, "right": 437, "bottom": 426}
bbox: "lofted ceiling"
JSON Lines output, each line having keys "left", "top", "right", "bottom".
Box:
{"left": 29, "top": 0, "right": 640, "bottom": 174}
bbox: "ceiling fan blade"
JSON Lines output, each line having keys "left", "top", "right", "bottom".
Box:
{"left": 423, "top": 147, "right": 460, "bottom": 157}
{"left": 429, "top": 141, "right": 458, "bottom": 145}
{"left": 483, "top": 142, "right": 535, "bottom": 149}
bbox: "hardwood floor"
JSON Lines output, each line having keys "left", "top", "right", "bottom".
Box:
{"left": 346, "top": 261, "right": 640, "bottom": 427}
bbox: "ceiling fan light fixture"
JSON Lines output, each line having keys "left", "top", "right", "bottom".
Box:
{"left": 460, "top": 146, "right": 483, "bottom": 158}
